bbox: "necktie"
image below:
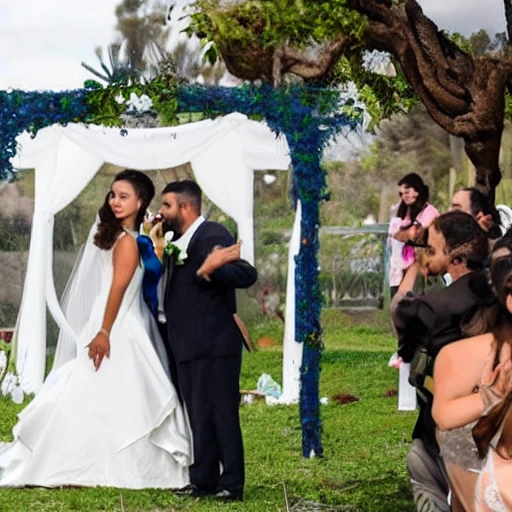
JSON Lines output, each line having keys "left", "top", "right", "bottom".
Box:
{"left": 157, "top": 252, "right": 177, "bottom": 324}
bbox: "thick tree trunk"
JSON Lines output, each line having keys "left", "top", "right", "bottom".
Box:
{"left": 347, "top": 0, "right": 512, "bottom": 197}
{"left": 212, "top": 0, "right": 512, "bottom": 197}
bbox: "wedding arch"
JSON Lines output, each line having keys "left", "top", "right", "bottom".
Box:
{"left": 11, "top": 112, "right": 289, "bottom": 392}
{"left": 1, "top": 83, "right": 362, "bottom": 457}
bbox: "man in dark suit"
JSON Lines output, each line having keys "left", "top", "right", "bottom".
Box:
{"left": 394, "top": 211, "right": 489, "bottom": 512}
{"left": 158, "top": 180, "right": 257, "bottom": 502}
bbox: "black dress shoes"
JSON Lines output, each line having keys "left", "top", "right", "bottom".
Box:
{"left": 175, "top": 484, "right": 243, "bottom": 501}
{"left": 214, "top": 488, "right": 243, "bottom": 501}
{"left": 174, "top": 484, "right": 213, "bottom": 498}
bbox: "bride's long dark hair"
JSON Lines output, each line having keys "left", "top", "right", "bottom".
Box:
{"left": 94, "top": 170, "right": 155, "bottom": 250}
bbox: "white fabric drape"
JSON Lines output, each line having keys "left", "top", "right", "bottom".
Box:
{"left": 278, "top": 201, "right": 303, "bottom": 404}
{"left": 11, "top": 112, "right": 290, "bottom": 394}
{"left": 13, "top": 133, "right": 104, "bottom": 393}
{"left": 191, "top": 134, "right": 254, "bottom": 257}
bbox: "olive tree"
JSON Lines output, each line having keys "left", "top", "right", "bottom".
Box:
{"left": 187, "top": 0, "right": 512, "bottom": 199}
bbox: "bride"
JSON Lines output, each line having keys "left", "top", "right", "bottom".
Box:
{"left": 0, "top": 170, "right": 191, "bottom": 489}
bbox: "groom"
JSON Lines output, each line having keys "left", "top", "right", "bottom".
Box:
{"left": 158, "top": 179, "right": 257, "bottom": 501}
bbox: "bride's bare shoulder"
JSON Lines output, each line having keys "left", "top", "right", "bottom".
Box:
{"left": 112, "top": 231, "right": 139, "bottom": 266}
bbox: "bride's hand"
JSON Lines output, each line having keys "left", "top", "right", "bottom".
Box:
{"left": 87, "top": 331, "right": 111, "bottom": 371}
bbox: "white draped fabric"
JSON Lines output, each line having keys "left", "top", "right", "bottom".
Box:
{"left": 11, "top": 112, "right": 292, "bottom": 394}
{"left": 278, "top": 201, "right": 303, "bottom": 404}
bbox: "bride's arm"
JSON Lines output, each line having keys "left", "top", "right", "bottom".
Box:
{"left": 88, "top": 234, "right": 139, "bottom": 370}
{"left": 432, "top": 334, "right": 494, "bottom": 431}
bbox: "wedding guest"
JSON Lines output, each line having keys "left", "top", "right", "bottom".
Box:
{"left": 158, "top": 180, "right": 257, "bottom": 502}
{"left": 474, "top": 382, "right": 512, "bottom": 511}
{"left": 0, "top": 170, "right": 191, "bottom": 488}
{"left": 433, "top": 230, "right": 512, "bottom": 511}
{"left": 388, "top": 174, "right": 440, "bottom": 413}
{"left": 450, "top": 187, "right": 502, "bottom": 243}
{"left": 388, "top": 173, "right": 439, "bottom": 297}
{"left": 394, "top": 211, "right": 489, "bottom": 512}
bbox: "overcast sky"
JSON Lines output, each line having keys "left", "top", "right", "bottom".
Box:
{"left": 418, "top": 0, "right": 506, "bottom": 38}
{"left": 0, "top": 0, "right": 119, "bottom": 90}
{"left": 0, "top": 0, "right": 507, "bottom": 91}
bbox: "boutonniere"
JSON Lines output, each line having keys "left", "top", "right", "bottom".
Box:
{"left": 164, "top": 231, "right": 185, "bottom": 264}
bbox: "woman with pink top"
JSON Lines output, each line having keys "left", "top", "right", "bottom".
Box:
{"left": 388, "top": 173, "right": 439, "bottom": 297}
{"left": 388, "top": 173, "right": 440, "bottom": 413}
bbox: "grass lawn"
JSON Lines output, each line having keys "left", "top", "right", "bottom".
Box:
{"left": 0, "top": 309, "right": 417, "bottom": 511}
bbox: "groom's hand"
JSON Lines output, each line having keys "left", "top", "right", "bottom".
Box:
{"left": 197, "top": 241, "right": 242, "bottom": 282}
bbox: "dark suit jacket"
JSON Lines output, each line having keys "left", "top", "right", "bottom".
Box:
{"left": 394, "top": 271, "right": 483, "bottom": 457}
{"left": 164, "top": 221, "right": 257, "bottom": 363}
{"left": 395, "top": 271, "right": 483, "bottom": 362}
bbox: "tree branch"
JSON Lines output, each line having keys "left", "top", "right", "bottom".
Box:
{"left": 209, "top": 0, "right": 512, "bottom": 195}
{"left": 347, "top": 0, "right": 512, "bottom": 195}
{"left": 272, "top": 36, "right": 349, "bottom": 86}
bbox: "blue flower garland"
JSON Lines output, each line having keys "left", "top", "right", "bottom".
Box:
{"left": 0, "top": 89, "right": 90, "bottom": 180}
{"left": 176, "top": 83, "right": 361, "bottom": 456}
{"left": 0, "top": 81, "right": 362, "bottom": 458}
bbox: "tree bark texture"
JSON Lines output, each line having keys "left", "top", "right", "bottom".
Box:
{"left": 346, "top": 0, "right": 512, "bottom": 199}
{"left": 213, "top": 0, "right": 512, "bottom": 197}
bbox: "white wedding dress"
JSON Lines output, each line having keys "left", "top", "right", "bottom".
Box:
{"left": 0, "top": 232, "right": 190, "bottom": 489}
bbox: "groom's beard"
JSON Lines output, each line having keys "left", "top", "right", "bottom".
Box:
{"left": 162, "top": 219, "right": 183, "bottom": 240}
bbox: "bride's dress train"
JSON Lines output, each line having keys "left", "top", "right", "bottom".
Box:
{"left": 0, "top": 237, "right": 190, "bottom": 488}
